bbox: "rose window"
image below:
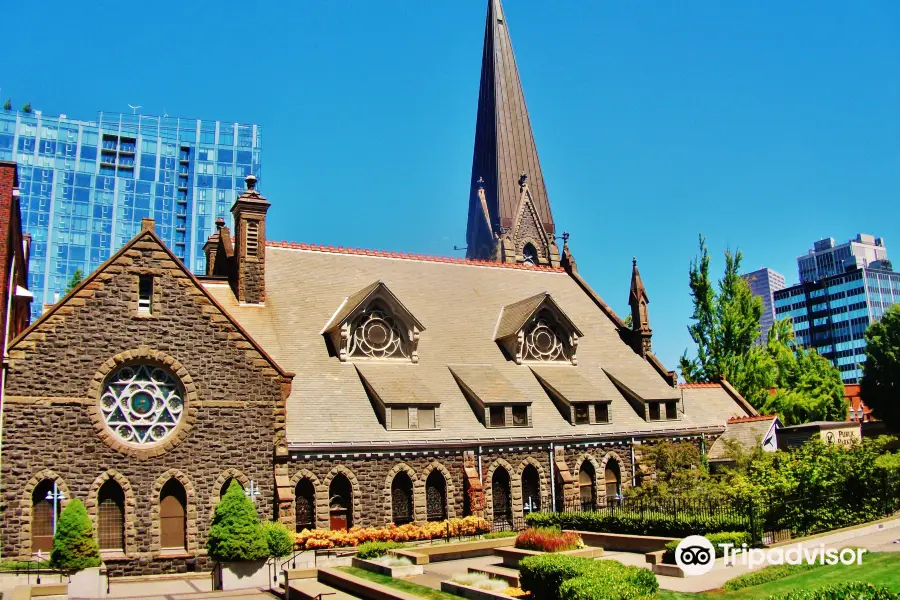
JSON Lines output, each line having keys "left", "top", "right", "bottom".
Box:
{"left": 524, "top": 319, "right": 568, "bottom": 361}
{"left": 350, "top": 309, "right": 409, "bottom": 359}
{"left": 100, "top": 364, "right": 184, "bottom": 445}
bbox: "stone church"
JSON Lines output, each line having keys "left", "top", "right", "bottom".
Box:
{"left": 0, "top": 0, "right": 756, "bottom": 575}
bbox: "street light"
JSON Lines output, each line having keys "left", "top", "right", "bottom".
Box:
{"left": 45, "top": 482, "right": 65, "bottom": 536}
{"left": 245, "top": 480, "right": 260, "bottom": 503}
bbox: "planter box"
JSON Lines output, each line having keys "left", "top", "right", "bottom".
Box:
{"left": 494, "top": 546, "right": 603, "bottom": 568}
{"left": 652, "top": 563, "right": 685, "bottom": 578}
{"left": 68, "top": 566, "right": 106, "bottom": 598}
{"left": 390, "top": 537, "right": 516, "bottom": 565}
{"left": 212, "top": 558, "right": 276, "bottom": 591}
{"left": 351, "top": 557, "right": 424, "bottom": 578}
{"left": 574, "top": 531, "right": 676, "bottom": 553}
{"left": 441, "top": 581, "right": 512, "bottom": 600}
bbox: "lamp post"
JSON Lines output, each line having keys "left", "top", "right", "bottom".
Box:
{"left": 46, "top": 482, "right": 65, "bottom": 536}
{"left": 245, "top": 480, "right": 260, "bottom": 503}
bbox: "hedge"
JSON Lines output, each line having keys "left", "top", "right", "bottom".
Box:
{"left": 664, "top": 531, "right": 752, "bottom": 563}
{"left": 356, "top": 541, "right": 406, "bottom": 560}
{"left": 519, "top": 554, "right": 658, "bottom": 600}
{"left": 767, "top": 582, "right": 899, "bottom": 600}
{"left": 724, "top": 563, "right": 823, "bottom": 591}
{"left": 525, "top": 509, "right": 749, "bottom": 538}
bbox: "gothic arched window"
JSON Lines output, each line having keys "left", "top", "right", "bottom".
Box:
{"left": 522, "top": 243, "right": 538, "bottom": 266}
{"left": 391, "top": 472, "right": 414, "bottom": 525}
{"left": 350, "top": 303, "right": 410, "bottom": 360}
{"left": 523, "top": 310, "right": 571, "bottom": 362}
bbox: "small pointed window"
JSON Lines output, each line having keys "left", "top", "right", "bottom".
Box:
{"left": 522, "top": 243, "right": 538, "bottom": 265}
{"left": 138, "top": 276, "right": 153, "bottom": 314}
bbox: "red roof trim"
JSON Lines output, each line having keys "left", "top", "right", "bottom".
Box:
{"left": 678, "top": 383, "right": 723, "bottom": 389}
{"left": 727, "top": 415, "right": 777, "bottom": 424}
{"left": 266, "top": 240, "right": 566, "bottom": 272}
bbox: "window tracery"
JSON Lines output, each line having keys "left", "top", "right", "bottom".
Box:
{"left": 100, "top": 364, "right": 184, "bottom": 446}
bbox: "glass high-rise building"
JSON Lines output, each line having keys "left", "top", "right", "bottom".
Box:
{"left": 797, "top": 233, "right": 887, "bottom": 283}
{"left": 0, "top": 109, "right": 261, "bottom": 319}
{"left": 774, "top": 262, "right": 899, "bottom": 383}
{"left": 741, "top": 267, "right": 786, "bottom": 345}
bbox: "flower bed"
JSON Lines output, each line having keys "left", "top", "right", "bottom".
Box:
{"left": 295, "top": 516, "right": 491, "bottom": 550}
{"left": 514, "top": 528, "right": 583, "bottom": 553}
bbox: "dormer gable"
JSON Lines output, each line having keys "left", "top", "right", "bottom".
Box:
{"left": 495, "top": 292, "right": 582, "bottom": 365}
{"left": 322, "top": 281, "right": 425, "bottom": 363}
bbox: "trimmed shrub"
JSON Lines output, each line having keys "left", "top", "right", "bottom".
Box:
{"left": 207, "top": 480, "right": 268, "bottom": 562}
{"left": 664, "top": 531, "right": 752, "bottom": 563}
{"left": 767, "top": 582, "right": 899, "bottom": 600}
{"left": 356, "top": 541, "right": 406, "bottom": 560}
{"left": 515, "top": 527, "right": 583, "bottom": 552}
{"left": 724, "top": 563, "right": 822, "bottom": 591}
{"left": 519, "top": 554, "right": 658, "bottom": 600}
{"left": 261, "top": 521, "right": 295, "bottom": 558}
{"left": 50, "top": 499, "right": 101, "bottom": 571}
{"left": 526, "top": 509, "right": 749, "bottom": 538}
{"left": 483, "top": 531, "right": 517, "bottom": 539}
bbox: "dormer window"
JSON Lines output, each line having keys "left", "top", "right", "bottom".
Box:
{"left": 530, "top": 367, "right": 615, "bottom": 426}
{"left": 449, "top": 365, "right": 532, "bottom": 429}
{"left": 322, "top": 281, "right": 425, "bottom": 363}
{"left": 602, "top": 366, "right": 681, "bottom": 423}
{"left": 355, "top": 365, "right": 440, "bottom": 431}
{"left": 496, "top": 293, "right": 583, "bottom": 365}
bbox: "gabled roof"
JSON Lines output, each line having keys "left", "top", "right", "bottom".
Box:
{"left": 323, "top": 280, "right": 425, "bottom": 333}
{"left": 708, "top": 416, "right": 778, "bottom": 460}
{"left": 355, "top": 364, "right": 438, "bottom": 405}
{"left": 449, "top": 364, "right": 528, "bottom": 405}
{"left": 530, "top": 366, "right": 618, "bottom": 404}
{"left": 495, "top": 292, "right": 583, "bottom": 341}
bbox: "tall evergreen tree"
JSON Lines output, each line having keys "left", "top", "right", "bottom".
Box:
{"left": 50, "top": 499, "right": 101, "bottom": 571}
{"left": 861, "top": 304, "right": 900, "bottom": 429}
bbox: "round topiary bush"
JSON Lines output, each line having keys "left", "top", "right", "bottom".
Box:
{"left": 206, "top": 480, "right": 268, "bottom": 562}
{"left": 50, "top": 499, "right": 101, "bottom": 571}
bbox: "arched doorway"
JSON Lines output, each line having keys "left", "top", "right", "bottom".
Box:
{"left": 521, "top": 465, "right": 541, "bottom": 517}
{"left": 98, "top": 479, "right": 125, "bottom": 552}
{"left": 391, "top": 472, "right": 414, "bottom": 525}
{"left": 295, "top": 479, "right": 316, "bottom": 532}
{"left": 160, "top": 479, "right": 187, "bottom": 551}
{"left": 605, "top": 460, "right": 622, "bottom": 504}
{"left": 329, "top": 474, "right": 353, "bottom": 531}
{"left": 491, "top": 467, "right": 512, "bottom": 526}
{"left": 425, "top": 471, "right": 447, "bottom": 522}
{"left": 32, "top": 480, "right": 61, "bottom": 553}
{"left": 578, "top": 462, "right": 596, "bottom": 512}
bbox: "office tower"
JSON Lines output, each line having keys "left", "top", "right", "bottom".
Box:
{"left": 774, "top": 259, "right": 899, "bottom": 383}
{"left": 0, "top": 109, "right": 261, "bottom": 319}
{"left": 797, "top": 234, "right": 887, "bottom": 283}
{"left": 742, "top": 267, "right": 786, "bottom": 345}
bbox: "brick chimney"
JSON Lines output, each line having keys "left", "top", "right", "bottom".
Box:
{"left": 231, "top": 174, "right": 269, "bottom": 304}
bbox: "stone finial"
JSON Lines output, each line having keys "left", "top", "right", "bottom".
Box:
{"left": 215, "top": 217, "right": 225, "bottom": 230}
{"left": 245, "top": 174, "right": 258, "bottom": 192}
{"left": 519, "top": 173, "right": 528, "bottom": 188}
{"left": 633, "top": 256, "right": 637, "bottom": 267}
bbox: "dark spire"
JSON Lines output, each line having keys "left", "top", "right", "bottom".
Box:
{"left": 629, "top": 258, "right": 652, "bottom": 357}
{"left": 466, "top": 0, "right": 556, "bottom": 264}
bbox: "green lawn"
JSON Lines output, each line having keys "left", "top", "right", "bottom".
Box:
{"left": 339, "top": 566, "right": 461, "bottom": 600}
{"left": 659, "top": 552, "right": 900, "bottom": 600}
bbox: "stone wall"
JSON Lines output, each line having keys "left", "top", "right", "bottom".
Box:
{"left": 1, "top": 230, "right": 289, "bottom": 574}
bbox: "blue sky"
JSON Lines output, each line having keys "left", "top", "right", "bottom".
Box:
{"left": 2, "top": 0, "right": 898, "bottom": 372}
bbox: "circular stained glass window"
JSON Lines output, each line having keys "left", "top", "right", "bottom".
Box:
{"left": 100, "top": 364, "right": 184, "bottom": 445}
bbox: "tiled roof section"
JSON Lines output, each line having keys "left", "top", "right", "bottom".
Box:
{"left": 203, "top": 246, "right": 750, "bottom": 447}
{"left": 728, "top": 414, "right": 778, "bottom": 424}
{"left": 355, "top": 364, "right": 439, "bottom": 405}
{"left": 496, "top": 293, "right": 546, "bottom": 340}
{"left": 708, "top": 418, "right": 776, "bottom": 460}
{"left": 449, "top": 365, "right": 528, "bottom": 405}
{"left": 267, "top": 240, "right": 564, "bottom": 272}
{"left": 603, "top": 366, "right": 680, "bottom": 402}
{"left": 530, "top": 367, "right": 618, "bottom": 404}
{"left": 323, "top": 281, "right": 425, "bottom": 334}
{"left": 678, "top": 383, "right": 724, "bottom": 389}
{"left": 680, "top": 386, "right": 757, "bottom": 422}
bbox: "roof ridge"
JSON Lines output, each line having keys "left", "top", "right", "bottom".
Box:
{"left": 727, "top": 414, "right": 777, "bottom": 423}
{"left": 266, "top": 240, "right": 566, "bottom": 272}
{"left": 678, "top": 382, "right": 723, "bottom": 389}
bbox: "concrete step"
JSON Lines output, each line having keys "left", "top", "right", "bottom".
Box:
{"left": 288, "top": 576, "right": 359, "bottom": 600}
{"left": 469, "top": 564, "right": 520, "bottom": 587}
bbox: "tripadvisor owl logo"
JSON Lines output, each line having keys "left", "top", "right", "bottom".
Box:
{"left": 675, "top": 535, "right": 716, "bottom": 576}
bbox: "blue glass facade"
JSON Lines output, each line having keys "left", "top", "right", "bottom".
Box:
{"left": 0, "top": 110, "right": 261, "bottom": 320}
{"left": 774, "top": 266, "right": 900, "bottom": 383}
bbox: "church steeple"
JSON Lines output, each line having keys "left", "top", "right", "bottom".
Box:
{"left": 629, "top": 258, "right": 652, "bottom": 357}
{"left": 466, "top": 0, "right": 559, "bottom": 266}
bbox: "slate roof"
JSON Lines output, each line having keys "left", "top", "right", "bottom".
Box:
{"left": 203, "top": 244, "right": 754, "bottom": 449}
{"left": 355, "top": 364, "right": 438, "bottom": 406}
{"left": 495, "top": 293, "right": 582, "bottom": 341}
{"left": 707, "top": 416, "right": 777, "bottom": 460}
{"left": 530, "top": 366, "right": 617, "bottom": 404}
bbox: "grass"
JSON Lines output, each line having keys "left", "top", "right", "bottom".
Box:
{"left": 339, "top": 566, "right": 461, "bottom": 600}
{"left": 658, "top": 552, "right": 900, "bottom": 600}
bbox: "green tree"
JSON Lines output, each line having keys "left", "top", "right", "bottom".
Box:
{"left": 3, "top": 98, "right": 11, "bottom": 111}
{"left": 21, "top": 102, "right": 32, "bottom": 114}
{"left": 624, "top": 314, "right": 632, "bottom": 329}
{"left": 50, "top": 499, "right": 101, "bottom": 571}
{"left": 64, "top": 269, "right": 84, "bottom": 295}
{"left": 679, "top": 235, "right": 764, "bottom": 390}
{"left": 861, "top": 304, "right": 900, "bottom": 429}
{"left": 206, "top": 480, "right": 268, "bottom": 562}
